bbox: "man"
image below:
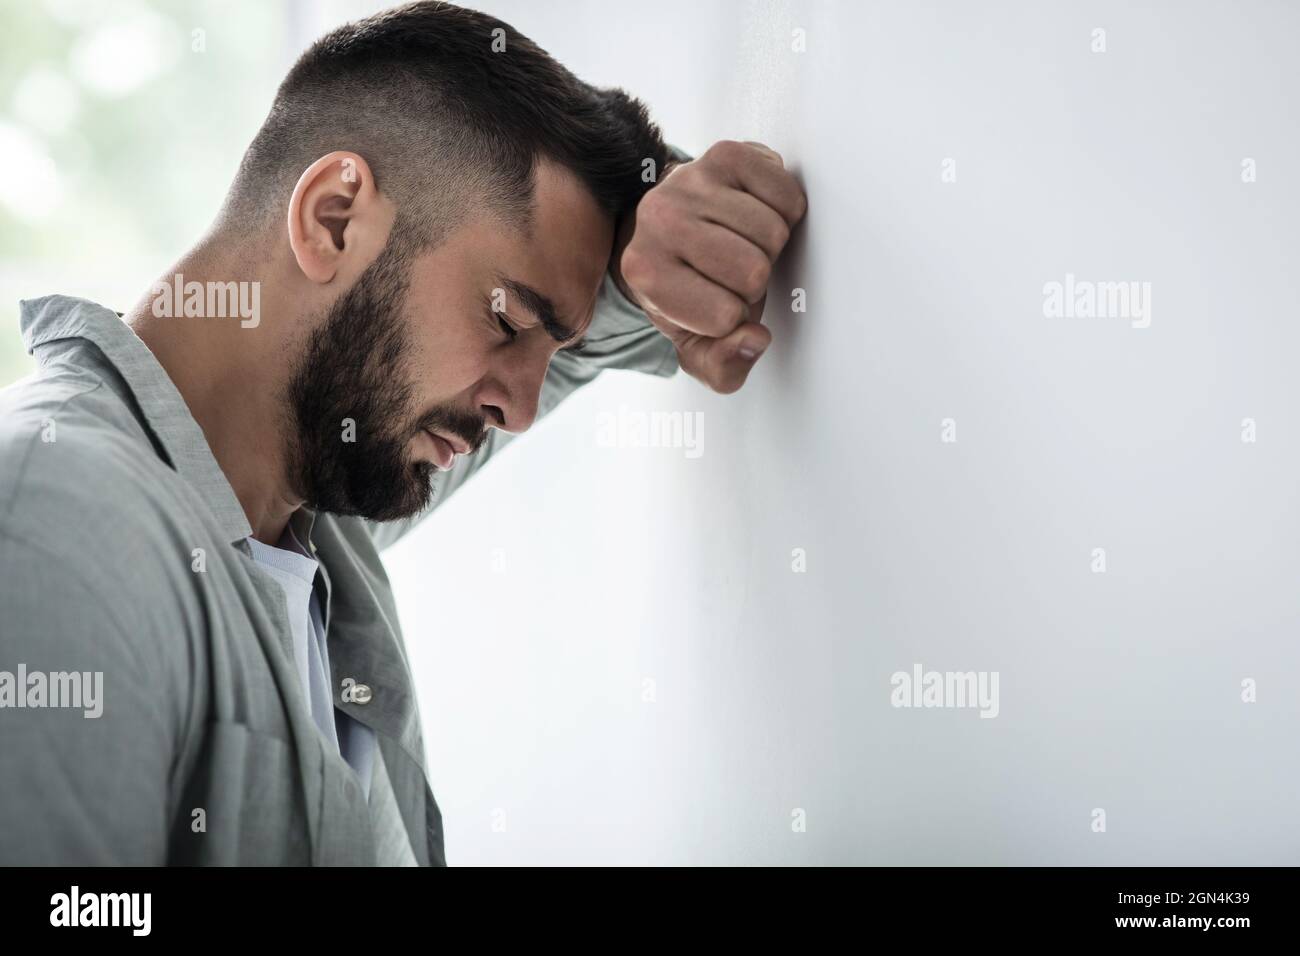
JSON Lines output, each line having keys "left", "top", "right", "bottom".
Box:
{"left": 0, "top": 1, "right": 805, "bottom": 864}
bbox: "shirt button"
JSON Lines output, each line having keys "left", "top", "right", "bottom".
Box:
{"left": 352, "top": 683, "right": 373, "bottom": 704}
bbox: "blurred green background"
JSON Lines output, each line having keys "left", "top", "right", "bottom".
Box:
{"left": 0, "top": 0, "right": 364, "bottom": 386}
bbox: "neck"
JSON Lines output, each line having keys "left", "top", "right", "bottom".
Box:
{"left": 125, "top": 237, "right": 305, "bottom": 543}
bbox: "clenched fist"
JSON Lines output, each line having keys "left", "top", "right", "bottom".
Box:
{"left": 611, "top": 140, "right": 808, "bottom": 394}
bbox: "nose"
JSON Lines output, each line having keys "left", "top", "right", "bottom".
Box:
{"left": 475, "top": 350, "right": 551, "bottom": 435}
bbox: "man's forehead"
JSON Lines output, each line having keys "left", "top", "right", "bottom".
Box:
{"left": 413, "top": 162, "right": 612, "bottom": 340}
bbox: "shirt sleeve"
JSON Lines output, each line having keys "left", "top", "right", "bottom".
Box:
{"left": 0, "top": 534, "right": 177, "bottom": 864}
{"left": 364, "top": 143, "right": 695, "bottom": 552}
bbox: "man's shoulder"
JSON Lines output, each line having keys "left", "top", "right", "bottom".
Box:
{"left": 0, "top": 363, "right": 192, "bottom": 549}
{"left": 0, "top": 367, "right": 212, "bottom": 671}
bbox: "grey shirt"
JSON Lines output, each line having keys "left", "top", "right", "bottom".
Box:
{"left": 245, "top": 526, "right": 416, "bottom": 865}
{"left": 0, "top": 262, "right": 678, "bottom": 865}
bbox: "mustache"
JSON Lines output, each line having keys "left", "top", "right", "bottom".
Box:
{"left": 418, "top": 406, "right": 486, "bottom": 454}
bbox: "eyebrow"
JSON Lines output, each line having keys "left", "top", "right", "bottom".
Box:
{"left": 495, "top": 274, "right": 589, "bottom": 352}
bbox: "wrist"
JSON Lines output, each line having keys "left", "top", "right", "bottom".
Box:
{"left": 607, "top": 159, "right": 682, "bottom": 310}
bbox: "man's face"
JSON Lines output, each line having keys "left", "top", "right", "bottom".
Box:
{"left": 286, "top": 160, "right": 614, "bottom": 522}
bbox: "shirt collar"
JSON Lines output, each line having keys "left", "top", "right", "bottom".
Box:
{"left": 20, "top": 294, "right": 255, "bottom": 544}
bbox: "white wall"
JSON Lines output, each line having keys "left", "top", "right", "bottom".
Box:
{"left": 383, "top": 0, "right": 1300, "bottom": 864}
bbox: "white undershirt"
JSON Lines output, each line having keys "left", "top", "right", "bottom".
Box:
{"left": 247, "top": 524, "right": 417, "bottom": 865}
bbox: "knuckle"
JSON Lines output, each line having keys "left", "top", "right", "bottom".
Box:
{"left": 742, "top": 258, "right": 770, "bottom": 301}
{"left": 668, "top": 162, "right": 704, "bottom": 195}
{"left": 755, "top": 142, "right": 784, "bottom": 166}
{"left": 793, "top": 186, "right": 809, "bottom": 221}
{"left": 770, "top": 219, "right": 791, "bottom": 252}
{"left": 706, "top": 139, "right": 744, "bottom": 165}
{"left": 723, "top": 296, "right": 748, "bottom": 329}
{"left": 620, "top": 246, "right": 653, "bottom": 287}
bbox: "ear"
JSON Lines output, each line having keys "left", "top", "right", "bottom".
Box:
{"left": 286, "top": 151, "right": 394, "bottom": 285}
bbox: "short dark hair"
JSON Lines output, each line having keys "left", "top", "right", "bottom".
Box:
{"left": 221, "top": 0, "right": 670, "bottom": 248}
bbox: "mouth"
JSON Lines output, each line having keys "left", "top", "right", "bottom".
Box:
{"left": 421, "top": 429, "right": 456, "bottom": 470}
{"left": 421, "top": 428, "right": 470, "bottom": 471}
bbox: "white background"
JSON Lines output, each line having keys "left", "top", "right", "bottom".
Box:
{"left": 360, "top": 0, "right": 1300, "bottom": 864}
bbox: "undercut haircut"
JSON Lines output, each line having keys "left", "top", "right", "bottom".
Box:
{"left": 220, "top": 0, "right": 670, "bottom": 250}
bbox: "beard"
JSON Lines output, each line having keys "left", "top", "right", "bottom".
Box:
{"left": 283, "top": 230, "right": 483, "bottom": 523}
